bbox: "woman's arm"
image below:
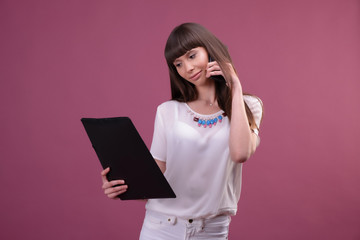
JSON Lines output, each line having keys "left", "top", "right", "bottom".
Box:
{"left": 228, "top": 72, "right": 258, "bottom": 163}
{"left": 207, "top": 62, "right": 258, "bottom": 163}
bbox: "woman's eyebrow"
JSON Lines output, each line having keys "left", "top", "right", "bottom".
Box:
{"left": 174, "top": 49, "right": 196, "bottom": 63}
{"left": 187, "top": 49, "right": 196, "bottom": 55}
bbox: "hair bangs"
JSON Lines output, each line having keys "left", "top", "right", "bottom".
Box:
{"left": 165, "top": 25, "right": 204, "bottom": 65}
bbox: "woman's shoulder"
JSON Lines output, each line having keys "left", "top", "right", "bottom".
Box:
{"left": 243, "top": 94, "right": 263, "bottom": 112}
{"left": 157, "top": 100, "right": 181, "bottom": 109}
{"left": 243, "top": 94, "right": 263, "bottom": 127}
{"left": 156, "top": 100, "right": 183, "bottom": 113}
{"left": 243, "top": 94, "right": 262, "bottom": 104}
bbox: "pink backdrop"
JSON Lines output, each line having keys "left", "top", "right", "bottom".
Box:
{"left": 1, "top": 0, "right": 359, "bottom": 239}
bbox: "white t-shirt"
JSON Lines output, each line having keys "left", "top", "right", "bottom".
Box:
{"left": 145, "top": 95, "right": 263, "bottom": 219}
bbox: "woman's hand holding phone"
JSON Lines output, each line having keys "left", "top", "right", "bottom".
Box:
{"left": 207, "top": 57, "right": 226, "bottom": 82}
{"left": 101, "top": 167, "right": 128, "bottom": 199}
{"left": 208, "top": 57, "right": 242, "bottom": 89}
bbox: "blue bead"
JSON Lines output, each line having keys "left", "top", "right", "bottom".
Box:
{"left": 210, "top": 119, "right": 214, "bottom": 124}
{"left": 207, "top": 120, "right": 211, "bottom": 125}
{"left": 214, "top": 118, "right": 218, "bottom": 123}
{"left": 198, "top": 119, "right": 202, "bottom": 124}
{"left": 218, "top": 115, "right": 223, "bottom": 120}
{"left": 202, "top": 120, "right": 206, "bottom": 125}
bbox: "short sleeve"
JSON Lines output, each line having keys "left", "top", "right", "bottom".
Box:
{"left": 244, "top": 95, "right": 263, "bottom": 135}
{"left": 150, "top": 105, "right": 167, "bottom": 162}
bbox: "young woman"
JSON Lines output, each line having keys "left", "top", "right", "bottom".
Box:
{"left": 101, "top": 22, "right": 263, "bottom": 239}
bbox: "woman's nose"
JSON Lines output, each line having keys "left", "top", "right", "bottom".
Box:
{"left": 184, "top": 61, "right": 194, "bottom": 72}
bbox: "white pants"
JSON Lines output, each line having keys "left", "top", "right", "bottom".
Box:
{"left": 139, "top": 210, "right": 231, "bottom": 240}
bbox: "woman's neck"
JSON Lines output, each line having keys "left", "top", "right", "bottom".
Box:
{"left": 195, "top": 80, "right": 217, "bottom": 106}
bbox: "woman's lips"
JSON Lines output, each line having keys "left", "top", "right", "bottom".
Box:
{"left": 189, "top": 71, "right": 202, "bottom": 80}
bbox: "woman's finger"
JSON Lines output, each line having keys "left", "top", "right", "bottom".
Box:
{"left": 105, "top": 185, "right": 128, "bottom": 199}
{"left": 101, "top": 167, "right": 110, "bottom": 183}
{"left": 102, "top": 179, "right": 125, "bottom": 189}
{"left": 104, "top": 185, "right": 128, "bottom": 195}
{"left": 207, "top": 63, "right": 220, "bottom": 71}
{"left": 107, "top": 189, "right": 127, "bottom": 199}
{"left": 207, "top": 70, "right": 224, "bottom": 78}
{"left": 210, "top": 70, "right": 223, "bottom": 76}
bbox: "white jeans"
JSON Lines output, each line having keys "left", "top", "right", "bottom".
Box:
{"left": 139, "top": 210, "right": 231, "bottom": 240}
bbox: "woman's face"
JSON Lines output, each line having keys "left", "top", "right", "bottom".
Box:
{"left": 173, "top": 47, "right": 209, "bottom": 85}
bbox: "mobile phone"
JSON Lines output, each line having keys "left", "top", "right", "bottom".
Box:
{"left": 209, "top": 56, "right": 226, "bottom": 82}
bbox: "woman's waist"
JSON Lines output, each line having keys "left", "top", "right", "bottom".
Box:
{"left": 144, "top": 208, "right": 231, "bottom": 225}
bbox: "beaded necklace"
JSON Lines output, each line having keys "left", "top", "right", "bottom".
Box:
{"left": 185, "top": 103, "right": 227, "bottom": 128}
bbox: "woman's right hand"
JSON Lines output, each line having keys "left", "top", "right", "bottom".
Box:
{"left": 101, "top": 167, "right": 128, "bottom": 199}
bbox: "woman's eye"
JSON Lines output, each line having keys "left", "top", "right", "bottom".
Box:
{"left": 189, "top": 54, "right": 196, "bottom": 59}
{"left": 175, "top": 63, "right": 181, "bottom": 67}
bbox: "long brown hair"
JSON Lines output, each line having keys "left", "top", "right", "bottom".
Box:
{"left": 164, "top": 23, "right": 262, "bottom": 131}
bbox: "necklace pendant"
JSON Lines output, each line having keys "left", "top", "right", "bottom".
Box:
{"left": 192, "top": 113, "right": 226, "bottom": 128}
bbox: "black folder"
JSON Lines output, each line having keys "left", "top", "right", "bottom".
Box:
{"left": 81, "top": 117, "right": 176, "bottom": 200}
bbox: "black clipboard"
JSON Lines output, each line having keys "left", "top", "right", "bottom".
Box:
{"left": 81, "top": 117, "right": 176, "bottom": 200}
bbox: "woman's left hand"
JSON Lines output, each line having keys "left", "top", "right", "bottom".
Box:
{"left": 206, "top": 61, "right": 241, "bottom": 88}
{"left": 206, "top": 61, "right": 224, "bottom": 78}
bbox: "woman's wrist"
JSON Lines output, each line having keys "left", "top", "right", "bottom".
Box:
{"left": 230, "top": 76, "right": 243, "bottom": 95}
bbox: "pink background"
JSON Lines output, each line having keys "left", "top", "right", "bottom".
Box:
{"left": 1, "top": 0, "right": 359, "bottom": 239}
